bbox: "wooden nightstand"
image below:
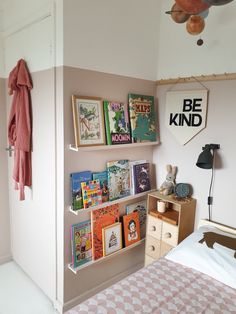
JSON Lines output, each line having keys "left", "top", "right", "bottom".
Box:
{"left": 145, "top": 191, "right": 196, "bottom": 266}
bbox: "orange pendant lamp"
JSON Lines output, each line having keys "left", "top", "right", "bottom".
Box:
{"left": 186, "top": 15, "right": 205, "bottom": 35}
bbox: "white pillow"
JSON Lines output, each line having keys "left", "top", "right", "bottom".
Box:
{"left": 165, "top": 225, "right": 236, "bottom": 289}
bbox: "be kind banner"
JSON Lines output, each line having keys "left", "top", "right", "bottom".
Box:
{"left": 165, "top": 90, "right": 208, "bottom": 145}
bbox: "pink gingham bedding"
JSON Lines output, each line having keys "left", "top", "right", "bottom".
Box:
{"left": 66, "top": 258, "right": 236, "bottom": 314}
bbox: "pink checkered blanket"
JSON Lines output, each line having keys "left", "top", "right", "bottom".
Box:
{"left": 66, "top": 258, "right": 236, "bottom": 313}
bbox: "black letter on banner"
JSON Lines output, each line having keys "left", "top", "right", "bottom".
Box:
{"left": 192, "top": 114, "right": 202, "bottom": 126}
{"left": 169, "top": 113, "right": 178, "bottom": 126}
{"left": 193, "top": 98, "right": 202, "bottom": 112}
{"left": 183, "top": 99, "right": 192, "bottom": 112}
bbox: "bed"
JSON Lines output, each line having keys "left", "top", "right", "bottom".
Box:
{"left": 66, "top": 220, "right": 236, "bottom": 314}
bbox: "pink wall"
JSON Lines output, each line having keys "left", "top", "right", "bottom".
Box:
{"left": 63, "top": 66, "right": 158, "bottom": 305}
{"left": 154, "top": 80, "right": 236, "bottom": 228}
{"left": 0, "top": 78, "right": 11, "bottom": 264}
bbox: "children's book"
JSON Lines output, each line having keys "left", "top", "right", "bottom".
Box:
{"left": 107, "top": 160, "right": 130, "bottom": 201}
{"left": 81, "top": 180, "right": 102, "bottom": 209}
{"left": 103, "top": 100, "right": 131, "bottom": 145}
{"left": 128, "top": 93, "right": 157, "bottom": 143}
{"left": 92, "top": 171, "right": 109, "bottom": 202}
{"left": 70, "top": 171, "right": 92, "bottom": 210}
{"left": 123, "top": 211, "right": 141, "bottom": 247}
{"left": 126, "top": 200, "right": 147, "bottom": 239}
{"left": 91, "top": 204, "right": 120, "bottom": 260}
{"left": 71, "top": 220, "right": 92, "bottom": 268}
{"left": 133, "top": 163, "right": 151, "bottom": 194}
{"left": 129, "top": 159, "right": 147, "bottom": 195}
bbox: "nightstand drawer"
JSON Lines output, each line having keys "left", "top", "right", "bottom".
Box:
{"left": 161, "top": 221, "right": 178, "bottom": 247}
{"left": 147, "top": 215, "right": 162, "bottom": 240}
{"left": 160, "top": 241, "right": 173, "bottom": 256}
{"left": 145, "top": 235, "right": 161, "bottom": 260}
{"left": 145, "top": 254, "right": 155, "bottom": 267}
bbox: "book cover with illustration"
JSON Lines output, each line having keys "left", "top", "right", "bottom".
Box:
{"left": 126, "top": 200, "right": 147, "bottom": 239}
{"left": 71, "top": 220, "right": 92, "bottom": 268}
{"left": 92, "top": 171, "right": 109, "bottom": 202}
{"left": 129, "top": 159, "right": 147, "bottom": 195}
{"left": 91, "top": 204, "right": 120, "bottom": 260}
{"left": 103, "top": 100, "right": 131, "bottom": 145}
{"left": 128, "top": 93, "right": 157, "bottom": 143}
{"left": 107, "top": 160, "right": 130, "bottom": 201}
{"left": 81, "top": 180, "right": 102, "bottom": 209}
{"left": 133, "top": 163, "right": 151, "bottom": 194}
{"left": 70, "top": 171, "right": 92, "bottom": 210}
{"left": 123, "top": 211, "right": 141, "bottom": 247}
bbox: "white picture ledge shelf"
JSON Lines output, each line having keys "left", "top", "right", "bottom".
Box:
{"left": 69, "top": 189, "right": 156, "bottom": 215}
{"left": 69, "top": 141, "right": 159, "bottom": 152}
{"left": 68, "top": 239, "right": 145, "bottom": 274}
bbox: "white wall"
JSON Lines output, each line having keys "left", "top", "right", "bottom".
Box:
{"left": 0, "top": 18, "right": 11, "bottom": 264}
{"left": 64, "top": 0, "right": 161, "bottom": 81}
{"left": 154, "top": 80, "right": 236, "bottom": 228}
{"left": 0, "top": 21, "right": 4, "bottom": 77}
{"left": 157, "top": 0, "right": 236, "bottom": 79}
{"left": 0, "top": 77, "right": 11, "bottom": 264}
{"left": 1, "top": 0, "right": 63, "bottom": 76}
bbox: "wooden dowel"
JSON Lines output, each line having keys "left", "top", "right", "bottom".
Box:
{"left": 156, "top": 73, "right": 236, "bottom": 85}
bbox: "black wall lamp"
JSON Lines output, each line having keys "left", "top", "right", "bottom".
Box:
{"left": 196, "top": 144, "right": 220, "bottom": 220}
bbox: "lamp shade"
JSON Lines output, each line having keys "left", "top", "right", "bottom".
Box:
{"left": 196, "top": 147, "right": 213, "bottom": 169}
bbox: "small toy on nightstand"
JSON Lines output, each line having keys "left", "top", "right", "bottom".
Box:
{"left": 159, "top": 164, "right": 177, "bottom": 196}
{"left": 173, "top": 183, "right": 192, "bottom": 202}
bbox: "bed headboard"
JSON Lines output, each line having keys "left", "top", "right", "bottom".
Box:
{"left": 198, "top": 219, "right": 236, "bottom": 236}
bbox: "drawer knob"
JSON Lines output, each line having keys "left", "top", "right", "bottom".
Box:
{"left": 164, "top": 232, "right": 172, "bottom": 239}
{"left": 150, "top": 226, "right": 156, "bottom": 232}
{"left": 148, "top": 245, "right": 155, "bottom": 251}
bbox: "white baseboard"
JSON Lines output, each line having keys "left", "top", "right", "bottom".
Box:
{"left": 63, "top": 262, "right": 143, "bottom": 313}
{"left": 0, "top": 254, "right": 12, "bottom": 265}
{"left": 54, "top": 299, "right": 63, "bottom": 314}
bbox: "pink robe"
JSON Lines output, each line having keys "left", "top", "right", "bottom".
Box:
{"left": 8, "top": 59, "right": 32, "bottom": 200}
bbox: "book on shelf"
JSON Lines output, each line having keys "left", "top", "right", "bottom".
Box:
{"left": 129, "top": 159, "right": 147, "bottom": 195}
{"left": 81, "top": 179, "right": 102, "bottom": 209}
{"left": 103, "top": 100, "right": 131, "bottom": 145}
{"left": 102, "top": 222, "right": 122, "bottom": 256}
{"left": 123, "top": 211, "right": 141, "bottom": 247}
{"left": 126, "top": 200, "right": 147, "bottom": 239}
{"left": 92, "top": 171, "right": 109, "bottom": 202}
{"left": 71, "top": 220, "right": 92, "bottom": 268}
{"left": 91, "top": 204, "right": 120, "bottom": 260}
{"left": 70, "top": 171, "right": 92, "bottom": 211}
{"left": 128, "top": 93, "right": 157, "bottom": 143}
{"left": 133, "top": 162, "right": 151, "bottom": 194}
{"left": 107, "top": 159, "right": 130, "bottom": 201}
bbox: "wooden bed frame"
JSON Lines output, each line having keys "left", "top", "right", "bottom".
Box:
{"left": 198, "top": 219, "right": 236, "bottom": 236}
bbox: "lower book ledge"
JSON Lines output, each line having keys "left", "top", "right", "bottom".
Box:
{"left": 68, "top": 238, "right": 145, "bottom": 274}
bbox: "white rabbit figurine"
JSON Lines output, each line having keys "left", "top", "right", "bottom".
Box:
{"left": 159, "top": 164, "right": 177, "bottom": 196}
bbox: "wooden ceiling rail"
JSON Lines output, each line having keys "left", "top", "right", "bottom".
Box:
{"left": 156, "top": 73, "right": 236, "bottom": 85}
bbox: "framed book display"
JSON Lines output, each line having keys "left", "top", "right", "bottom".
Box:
{"left": 126, "top": 200, "right": 147, "bottom": 239}
{"left": 107, "top": 159, "right": 130, "bottom": 201}
{"left": 81, "top": 179, "right": 102, "bottom": 209}
{"left": 72, "top": 95, "right": 106, "bottom": 147}
{"left": 103, "top": 100, "right": 131, "bottom": 145}
{"left": 102, "top": 222, "right": 122, "bottom": 256}
{"left": 91, "top": 204, "right": 119, "bottom": 260}
{"left": 123, "top": 211, "right": 141, "bottom": 247}
{"left": 128, "top": 93, "right": 157, "bottom": 143}
{"left": 92, "top": 171, "right": 109, "bottom": 202}
{"left": 133, "top": 162, "right": 151, "bottom": 194}
{"left": 70, "top": 171, "right": 92, "bottom": 210}
{"left": 71, "top": 220, "right": 92, "bottom": 268}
